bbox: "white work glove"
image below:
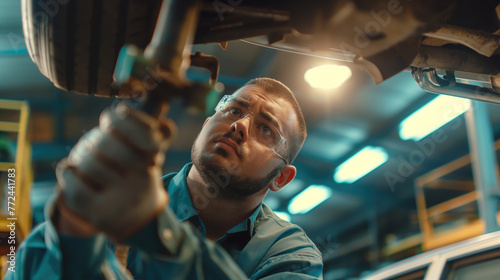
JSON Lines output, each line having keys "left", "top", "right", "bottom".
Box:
{"left": 55, "top": 102, "right": 176, "bottom": 241}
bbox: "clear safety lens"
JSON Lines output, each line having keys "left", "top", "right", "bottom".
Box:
{"left": 215, "top": 95, "right": 288, "bottom": 163}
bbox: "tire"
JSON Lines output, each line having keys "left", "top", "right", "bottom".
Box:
{"left": 22, "top": 0, "right": 162, "bottom": 97}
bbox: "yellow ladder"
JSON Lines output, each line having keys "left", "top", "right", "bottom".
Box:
{"left": 0, "top": 99, "right": 32, "bottom": 244}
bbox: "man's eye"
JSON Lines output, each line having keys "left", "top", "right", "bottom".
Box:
{"left": 228, "top": 107, "right": 242, "bottom": 116}
{"left": 261, "top": 125, "right": 274, "bottom": 138}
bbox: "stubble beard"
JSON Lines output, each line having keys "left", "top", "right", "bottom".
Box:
{"left": 191, "top": 141, "right": 282, "bottom": 202}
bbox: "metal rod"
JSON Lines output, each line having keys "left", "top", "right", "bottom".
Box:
{"left": 465, "top": 100, "right": 500, "bottom": 233}
{"left": 144, "top": 0, "right": 201, "bottom": 76}
{"left": 411, "top": 68, "right": 500, "bottom": 105}
{"left": 241, "top": 37, "right": 355, "bottom": 63}
{"left": 139, "top": 0, "right": 201, "bottom": 118}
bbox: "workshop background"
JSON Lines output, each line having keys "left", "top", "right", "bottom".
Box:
{"left": 2, "top": 1, "right": 500, "bottom": 279}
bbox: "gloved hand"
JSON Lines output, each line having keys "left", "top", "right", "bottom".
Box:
{"left": 55, "top": 102, "right": 176, "bottom": 241}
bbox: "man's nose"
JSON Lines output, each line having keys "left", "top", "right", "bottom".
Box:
{"left": 230, "top": 115, "right": 251, "bottom": 143}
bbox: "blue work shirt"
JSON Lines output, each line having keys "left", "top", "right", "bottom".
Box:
{"left": 6, "top": 163, "right": 323, "bottom": 279}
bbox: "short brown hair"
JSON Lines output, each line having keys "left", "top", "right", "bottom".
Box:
{"left": 243, "top": 77, "right": 307, "bottom": 164}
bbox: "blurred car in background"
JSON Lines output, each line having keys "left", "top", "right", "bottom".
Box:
{"left": 363, "top": 231, "right": 500, "bottom": 280}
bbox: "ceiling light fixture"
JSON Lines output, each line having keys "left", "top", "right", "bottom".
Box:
{"left": 399, "top": 95, "right": 471, "bottom": 141}
{"left": 304, "top": 64, "right": 352, "bottom": 90}
{"left": 288, "top": 185, "right": 332, "bottom": 214}
{"left": 334, "top": 146, "right": 388, "bottom": 184}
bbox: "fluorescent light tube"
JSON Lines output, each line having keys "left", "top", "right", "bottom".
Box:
{"left": 334, "top": 146, "right": 388, "bottom": 184}
{"left": 399, "top": 95, "right": 471, "bottom": 141}
{"left": 288, "top": 185, "right": 332, "bottom": 214}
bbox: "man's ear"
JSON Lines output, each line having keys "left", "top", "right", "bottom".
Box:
{"left": 202, "top": 117, "right": 211, "bottom": 127}
{"left": 270, "top": 165, "right": 296, "bottom": 192}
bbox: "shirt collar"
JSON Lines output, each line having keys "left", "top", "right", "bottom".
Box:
{"left": 164, "top": 163, "right": 262, "bottom": 236}
{"left": 226, "top": 202, "right": 261, "bottom": 235}
{"left": 163, "top": 163, "right": 199, "bottom": 222}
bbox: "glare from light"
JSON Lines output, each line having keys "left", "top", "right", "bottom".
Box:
{"left": 304, "top": 64, "right": 352, "bottom": 90}
{"left": 399, "top": 95, "right": 471, "bottom": 141}
{"left": 288, "top": 185, "right": 332, "bottom": 215}
{"left": 274, "top": 211, "right": 291, "bottom": 222}
{"left": 214, "top": 82, "right": 225, "bottom": 93}
{"left": 334, "top": 146, "right": 388, "bottom": 184}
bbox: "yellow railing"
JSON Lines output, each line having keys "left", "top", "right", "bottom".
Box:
{"left": 415, "top": 140, "right": 500, "bottom": 251}
{"left": 0, "top": 99, "right": 32, "bottom": 247}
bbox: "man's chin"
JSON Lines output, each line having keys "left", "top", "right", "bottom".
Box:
{"left": 196, "top": 151, "right": 229, "bottom": 173}
{"left": 194, "top": 153, "right": 232, "bottom": 188}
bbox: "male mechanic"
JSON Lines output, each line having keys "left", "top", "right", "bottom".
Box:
{"left": 8, "top": 78, "right": 323, "bottom": 279}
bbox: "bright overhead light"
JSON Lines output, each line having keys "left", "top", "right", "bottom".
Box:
{"left": 399, "top": 95, "right": 471, "bottom": 141}
{"left": 288, "top": 185, "right": 332, "bottom": 215}
{"left": 274, "top": 211, "right": 291, "bottom": 222}
{"left": 304, "top": 64, "right": 352, "bottom": 90}
{"left": 334, "top": 146, "right": 388, "bottom": 184}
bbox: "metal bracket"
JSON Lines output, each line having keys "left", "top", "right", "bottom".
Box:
{"left": 112, "top": 0, "right": 215, "bottom": 118}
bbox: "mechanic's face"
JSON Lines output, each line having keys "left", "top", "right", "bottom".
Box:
{"left": 191, "top": 85, "right": 297, "bottom": 200}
